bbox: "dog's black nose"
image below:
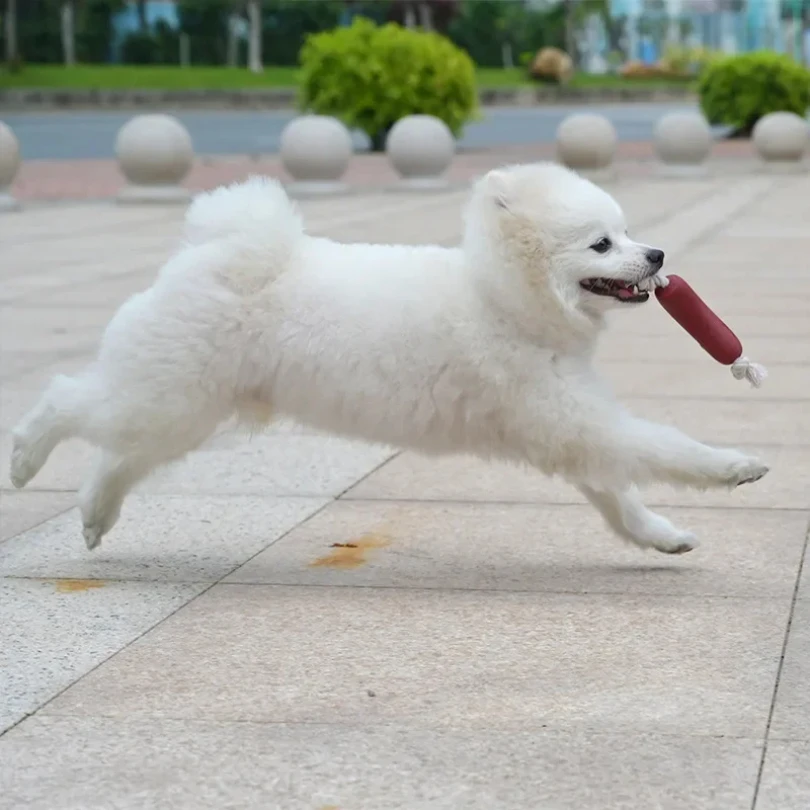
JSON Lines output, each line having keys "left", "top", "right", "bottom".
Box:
{"left": 646, "top": 248, "right": 665, "bottom": 267}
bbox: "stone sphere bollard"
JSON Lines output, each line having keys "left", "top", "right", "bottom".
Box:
{"left": 556, "top": 113, "right": 617, "bottom": 182}
{"left": 0, "top": 121, "right": 21, "bottom": 212}
{"left": 279, "top": 115, "right": 353, "bottom": 195}
{"left": 386, "top": 115, "right": 455, "bottom": 190}
{"left": 115, "top": 114, "right": 194, "bottom": 204}
{"left": 752, "top": 112, "right": 809, "bottom": 172}
{"left": 653, "top": 111, "right": 713, "bottom": 177}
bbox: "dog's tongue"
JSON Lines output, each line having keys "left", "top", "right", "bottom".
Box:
{"left": 616, "top": 285, "right": 635, "bottom": 300}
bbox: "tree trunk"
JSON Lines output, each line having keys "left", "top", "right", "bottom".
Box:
{"left": 247, "top": 0, "right": 263, "bottom": 74}
{"left": 417, "top": 2, "right": 433, "bottom": 31}
{"left": 226, "top": 13, "right": 238, "bottom": 67}
{"left": 564, "top": 0, "right": 576, "bottom": 64}
{"left": 61, "top": 1, "right": 76, "bottom": 66}
{"left": 5, "top": 0, "right": 18, "bottom": 66}
{"left": 501, "top": 42, "right": 513, "bottom": 69}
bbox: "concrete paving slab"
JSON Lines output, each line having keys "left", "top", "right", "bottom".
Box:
{"left": 617, "top": 398, "right": 810, "bottom": 446}
{"left": 0, "top": 261, "right": 161, "bottom": 308}
{"left": 0, "top": 354, "right": 90, "bottom": 394}
{"left": 226, "top": 500, "right": 808, "bottom": 599}
{"left": 0, "top": 716, "right": 762, "bottom": 810}
{"left": 0, "top": 495, "right": 327, "bottom": 582}
{"left": 139, "top": 435, "right": 396, "bottom": 497}
{"left": 19, "top": 270, "right": 156, "bottom": 309}
{"left": 768, "top": 599, "right": 810, "bottom": 741}
{"left": 601, "top": 360, "right": 810, "bottom": 400}
{"left": 0, "top": 348, "right": 93, "bottom": 383}
{"left": 0, "top": 306, "right": 113, "bottom": 350}
{"left": 0, "top": 490, "right": 76, "bottom": 542}
{"left": 757, "top": 741, "right": 810, "bottom": 810}
{"left": 1, "top": 162, "right": 808, "bottom": 807}
{"left": 0, "top": 578, "right": 204, "bottom": 733}
{"left": 689, "top": 238, "right": 810, "bottom": 265}
{"left": 42, "top": 584, "right": 787, "bottom": 738}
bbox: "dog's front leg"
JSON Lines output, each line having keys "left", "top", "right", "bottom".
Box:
{"left": 579, "top": 484, "right": 696, "bottom": 554}
{"left": 518, "top": 402, "right": 767, "bottom": 492}
{"left": 609, "top": 415, "right": 769, "bottom": 491}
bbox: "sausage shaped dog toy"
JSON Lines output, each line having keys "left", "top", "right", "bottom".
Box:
{"left": 655, "top": 274, "right": 767, "bottom": 388}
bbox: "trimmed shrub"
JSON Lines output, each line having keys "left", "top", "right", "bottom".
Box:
{"left": 698, "top": 51, "right": 810, "bottom": 136}
{"left": 299, "top": 17, "right": 478, "bottom": 150}
{"left": 528, "top": 47, "right": 573, "bottom": 85}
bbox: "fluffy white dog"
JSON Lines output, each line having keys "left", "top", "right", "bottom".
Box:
{"left": 10, "top": 162, "right": 768, "bottom": 553}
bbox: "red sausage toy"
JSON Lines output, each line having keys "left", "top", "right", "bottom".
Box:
{"left": 655, "top": 274, "right": 767, "bottom": 388}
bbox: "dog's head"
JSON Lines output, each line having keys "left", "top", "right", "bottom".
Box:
{"left": 465, "top": 163, "right": 665, "bottom": 334}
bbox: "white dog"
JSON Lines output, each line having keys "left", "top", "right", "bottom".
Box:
{"left": 10, "top": 162, "right": 768, "bottom": 553}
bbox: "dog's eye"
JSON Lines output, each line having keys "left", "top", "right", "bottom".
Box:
{"left": 590, "top": 237, "right": 612, "bottom": 254}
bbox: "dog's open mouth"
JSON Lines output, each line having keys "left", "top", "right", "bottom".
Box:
{"left": 579, "top": 278, "right": 650, "bottom": 303}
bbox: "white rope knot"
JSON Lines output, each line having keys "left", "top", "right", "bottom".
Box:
{"left": 730, "top": 356, "right": 768, "bottom": 388}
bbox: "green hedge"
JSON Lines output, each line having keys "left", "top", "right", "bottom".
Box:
{"left": 299, "top": 17, "right": 478, "bottom": 150}
{"left": 698, "top": 51, "right": 810, "bottom": 136}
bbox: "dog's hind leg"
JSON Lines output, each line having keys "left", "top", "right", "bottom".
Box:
{"left": 79, "top": 451, "right": 154, "bottom": 550}
{"left": 10, "top": 373, "right": 94, "bottom": 489}
{"left": 79, "top": 416, "right": 222, "bottom": 549}
{"left": 579, "top": 484, "right": 697, "bottom": 555}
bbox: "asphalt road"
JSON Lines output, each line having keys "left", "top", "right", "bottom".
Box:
{"left": 5, "top": 102, "right": 715, "bottom": 161}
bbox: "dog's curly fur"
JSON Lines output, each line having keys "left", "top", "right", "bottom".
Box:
{"left": 10, "top": 163, "right": 768, "bottom": 552}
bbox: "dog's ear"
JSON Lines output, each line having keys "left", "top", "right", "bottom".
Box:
{"left": 484, "top": 170, "right": 511, "bottom": 212}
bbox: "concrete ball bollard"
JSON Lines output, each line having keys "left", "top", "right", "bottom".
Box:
{"left": 116, "top": 114, "right": 194, "bottom": 204}
{"left": 280, "top": 115, "right": 353, "bottom": 195}
{"left": 0, "top": 121, "right": 21, "bottom": 212}
{"left": 386, "top": 115, "right": 455, "bottom": 190}
{"left": 752, "top": 111, "right": 809, "bottom": 172}
{"left": 555, "top": 113, "right": 617, "bottom": 182}
{"left": 653, "top": 112, "right": 713, "bottom": 177}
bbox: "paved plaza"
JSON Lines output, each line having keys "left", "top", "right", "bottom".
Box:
{"left": 1, "top": 160, "right": 809, "bottom": 808}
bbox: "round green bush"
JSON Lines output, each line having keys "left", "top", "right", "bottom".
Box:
{"left": 298, "top": 17, "right": 478, "bottom": 151}
{"left": 698, "top": 51, "right": 810, "bottom": 136}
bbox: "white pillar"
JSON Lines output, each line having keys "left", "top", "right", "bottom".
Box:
{"left": 61, "top": 1, "right": 76, "bottom": 67}
{"left": 247, "top": 0, "right": 263, "bottom": 74}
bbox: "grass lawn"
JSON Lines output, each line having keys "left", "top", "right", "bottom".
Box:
{"left": 2, "top": 64, "right": 696, "bottom": 93}
{"left": 568, "top": 72, "right": 696, "bottom": 91}
{"left": 476, "top": 67, "right": 694, "bottom": 90}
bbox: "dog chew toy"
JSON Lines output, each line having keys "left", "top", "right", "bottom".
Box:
{"left": 654, "top": 274, "right": 767, "bottom": 389}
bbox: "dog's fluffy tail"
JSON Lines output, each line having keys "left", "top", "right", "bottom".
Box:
{"left": 183, "top": 175, "right": 303, "bottom": 259}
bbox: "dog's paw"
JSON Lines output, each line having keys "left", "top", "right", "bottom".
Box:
{"left": 82, "top": 524, "right": 104, "bottom": 551}
{"left": 9, "top": 438, "right": 35, "bottom": 489}
{"left": 724, "top": 455, "right": 769, "bottom": 489}
{"left": 625, "top": 511, "right": 698, "bottom": 555}
{"left": 653, "top": 529, "right": 698, "bottom": 555}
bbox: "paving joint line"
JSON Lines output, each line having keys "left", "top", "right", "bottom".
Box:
{"left": 17, "top": 709, "right": 773, "bottom": 742}
{"left": 750, "top": 514, "right": 810, "bottom": 809}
